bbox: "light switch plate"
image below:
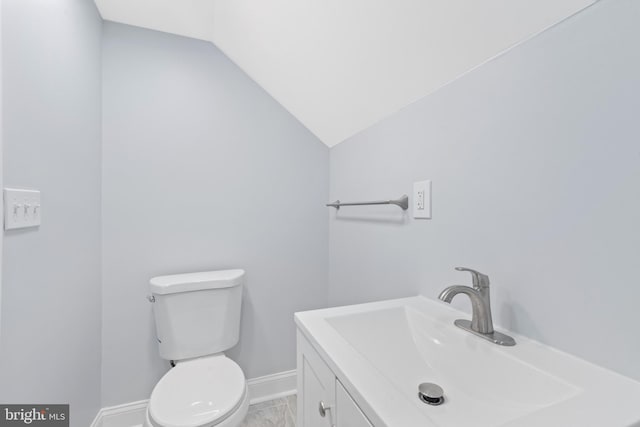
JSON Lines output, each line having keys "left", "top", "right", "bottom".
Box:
{"left": 4, "top": 188, "right": 42, "bottom": 230}
{"left": 413, "top": 180, "right": 431, "bottom": 219}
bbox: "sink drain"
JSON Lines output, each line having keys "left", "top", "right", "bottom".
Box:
{"left": 418, "top": 383, "right": 445, "bottom": 406}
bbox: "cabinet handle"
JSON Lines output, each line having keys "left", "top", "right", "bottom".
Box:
{"left": 318, "top": 401, "right": 331, "bottom": 418}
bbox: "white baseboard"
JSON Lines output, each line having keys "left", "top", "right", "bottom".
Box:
{"left": 247, "top": 369, "right": 297, "bottom": 404}
{"left": 91, "top": 370, "right": 296, "bottom": 427}
{"left": 90, "top": 400, "right": 148, "bottom": 427}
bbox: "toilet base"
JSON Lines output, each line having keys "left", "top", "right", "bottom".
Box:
{"left": 144, "top": 384, "right": 249, "bottom": 427}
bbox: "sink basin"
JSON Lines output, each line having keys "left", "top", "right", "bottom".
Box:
{"left": 327, "top": 306, "right": 578, "bottom": 426}
{"left": 295, "top": 296, "right": 640, "bottom": 427}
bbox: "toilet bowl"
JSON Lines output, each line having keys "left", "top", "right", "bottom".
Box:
{"left": 146, "top": 270, "right": 248, "bottom": 427}
{"left": 144, "top": 355, "right": 249, "bottom": 427}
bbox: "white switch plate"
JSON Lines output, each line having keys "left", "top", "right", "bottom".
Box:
{"left": 413, "top": 180, "right": 431, "bottom": 219}
{"left": 4, "top": 188, "right": 42, "bottom": 230}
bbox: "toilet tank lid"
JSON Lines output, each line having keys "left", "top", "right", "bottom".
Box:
{"left": 150, "top": 269, "right": 245, "bottom": 295}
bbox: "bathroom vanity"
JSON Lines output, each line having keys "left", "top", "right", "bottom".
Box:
{"left": 295, "top": 296, "right": 640, "bottom": 427}
{"left": 297, "top": 329, "right": 373, "bottom": 427}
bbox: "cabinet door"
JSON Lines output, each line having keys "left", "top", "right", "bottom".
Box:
{"left": 336, "top": 380, "right": 373, "bottom": 427}
{"left": 297, "top": 330, "right": 335, "bottom": 427}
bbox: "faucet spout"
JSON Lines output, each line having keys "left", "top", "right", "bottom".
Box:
{"left": 439, "top": 285, "right": 494, "bottom": 334}
{"left": 439, "top": 285, "right": 474, "bottom": 303}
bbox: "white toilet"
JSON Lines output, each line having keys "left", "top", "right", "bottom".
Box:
{"left": 144, "top": 269, "right": 249, "bottom": 427}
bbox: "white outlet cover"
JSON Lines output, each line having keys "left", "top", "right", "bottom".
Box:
{"left": 413, "top": 180, "right": 431, "bottom": 219}
{"left": 4, "top": 188, "right": 42, "bottom": 230}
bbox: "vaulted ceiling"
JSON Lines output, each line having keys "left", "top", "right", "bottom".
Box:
{"left": 95, "top": 0, "right": 596, "bottom": 147}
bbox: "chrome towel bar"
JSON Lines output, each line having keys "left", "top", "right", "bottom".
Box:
{"left": 326, "top": 194, "right": 408, "bottom": 210}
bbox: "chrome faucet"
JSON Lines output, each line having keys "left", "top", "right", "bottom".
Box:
{"left": 439, "top": 267, "right": 515, "bottom": 346}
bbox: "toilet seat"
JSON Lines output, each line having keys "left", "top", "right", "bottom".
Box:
{"left": 148, "top": 355, "right": 248, "bottom": 427}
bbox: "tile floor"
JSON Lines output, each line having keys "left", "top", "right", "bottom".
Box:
{"left": 240, "top": 395, "right": 297, "bottom": 427}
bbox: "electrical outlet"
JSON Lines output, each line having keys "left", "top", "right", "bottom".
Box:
{"left": 417, "top": 189, "right": 425, "bottom": 210}
{"left": 413, "top": 180, "right": 431, "bottom": 219}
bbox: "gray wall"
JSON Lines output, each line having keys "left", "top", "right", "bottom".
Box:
{"left": 329, "top": 0, "right": 640, "bottom": 381}
{"left": 0, "top": 0, "right": 3, "bottom": 340}
{"left": 101, "top": 23, "right": 329, "bottom": 406}
{"left": 0, "top": 0, "right": 103, "bottom": 426}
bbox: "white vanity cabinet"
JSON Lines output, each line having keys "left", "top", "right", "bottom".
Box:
{"left": 335, "top": 380, "right": 373, "bottom": 427}
{"left": 297, "top": 330, "right": 373, "bottom": 427}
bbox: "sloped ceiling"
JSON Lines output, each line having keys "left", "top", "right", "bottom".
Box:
{"left": 95, "top": 0, "right": 216, "bottom": 41}
{"left": 95, "top": 0, "right": 596, "bottom": 147}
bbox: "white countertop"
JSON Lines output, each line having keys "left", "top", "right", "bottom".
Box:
{"left": 295, "top": 296, "right": 640, "bottom": 427}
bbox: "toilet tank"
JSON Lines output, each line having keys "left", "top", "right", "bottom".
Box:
{"left": 149, "top": 269, "right": 244, "bottom": 361}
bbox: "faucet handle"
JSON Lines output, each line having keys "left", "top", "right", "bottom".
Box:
{"left": 455, "top": 267, "right": 490, "bottom": 289}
